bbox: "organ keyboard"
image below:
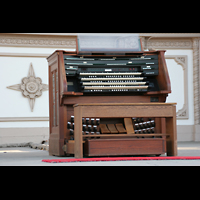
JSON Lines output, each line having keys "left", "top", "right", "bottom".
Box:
{"left": 47, "top": 36, "right": 172, "bottom": 156}
{"left": 65, "top": 54, "right": 160, "bottom": 94}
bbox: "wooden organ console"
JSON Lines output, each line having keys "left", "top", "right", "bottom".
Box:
{"left": 47, "top": 35, "right": 177, "bottom": 157}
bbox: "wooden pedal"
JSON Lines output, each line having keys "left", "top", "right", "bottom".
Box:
{"left": 115, "top": 123, "right": 127, "bottom": 133}
{"left": 107, "top": 124, "right": 119, "bottom": 134}
{"left": 99, "top": 124, "right": 111, "bottom": 134}
{"left": 124, "top": 118, "right": 135, "bottom": 134}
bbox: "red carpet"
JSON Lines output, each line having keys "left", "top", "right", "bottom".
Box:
{"left": 42, "top": 156, "right": 200, "bottom": 163}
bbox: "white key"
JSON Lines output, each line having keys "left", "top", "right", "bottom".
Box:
{"left": 84, "top": 86, "right": 148, "bottom": 90}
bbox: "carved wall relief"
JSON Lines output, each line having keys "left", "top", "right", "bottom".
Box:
{"left": 7, "top": 63, "right": 48, "bottom": 112}
{"left": 165, "top": 55, "right": 188, "bottom": 119}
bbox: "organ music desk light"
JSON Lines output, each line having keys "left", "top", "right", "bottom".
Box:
{"left": 47, "top": 34, "right": 177, "bottom": 157}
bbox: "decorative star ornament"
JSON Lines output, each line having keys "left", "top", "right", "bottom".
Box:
{"left": 7, "top": 63, "right": 48, "bottom": 112}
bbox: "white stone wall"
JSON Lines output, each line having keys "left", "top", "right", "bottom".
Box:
{"left": 0, "top": 45, "right": 75, "bottom": 144}
{"left": 0, "top": 33, "right": 200, "bottom": 144}
{"left": 165, "top": 50, "right": 194, "bottom": 125}
{"left": 164, "top": 50, "right": 196, "bottom": 141}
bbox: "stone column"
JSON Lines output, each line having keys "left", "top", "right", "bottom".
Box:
{"left": 193, "top": 38, "right": 200, "bottom": 125}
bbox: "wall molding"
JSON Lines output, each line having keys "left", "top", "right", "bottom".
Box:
{"left": 0, "top": 127, "right": 49, "bottom": 145}
{"left": 142, "top": 37, "right": 193, "bottom": 50}
{"left": 0, "top": 117, "right": 49, "bottom": 122}
{"left": 1, "top": 33, "right": 200, "bottom": 49}
{"left": 10, "top": 33, "right": 200, "bottom": 38}
{"left": 0, "top": 34, "right": 76, "bottom": 48}
{"left": 165, "top": 55, "right": 188, "bottom": 119}
{"left": 0, "top": 53, "right": 50, "bottom": 58}
{"left": 147, "top": 38, "right": 193, "bottom": 49}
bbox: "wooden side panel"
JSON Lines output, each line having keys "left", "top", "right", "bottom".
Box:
{"left": 48, "top": 51, "right": 67, "bottom": 156}
{"left": 58, "top": 51, "right": 68, "bottom": 105}
{"left": 157, "top": 51, "right": 171, "bottom": 92}
{"left": 48, "top": 52, "right": 60, "bottom": 156}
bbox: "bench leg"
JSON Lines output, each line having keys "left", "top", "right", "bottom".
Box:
{"left": 166, "top": 106, "right": 177, "bottom": 156}
{"left": 74, "top": 106, "right": 83, "bottom": 158}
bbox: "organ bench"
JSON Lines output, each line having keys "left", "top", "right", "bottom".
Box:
{"left": 74, "top": 103, "right": 177, "bottom": 158}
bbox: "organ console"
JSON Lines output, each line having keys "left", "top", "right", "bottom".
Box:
{"left": 47, "top": 35, "right": 174, "bottom": 157}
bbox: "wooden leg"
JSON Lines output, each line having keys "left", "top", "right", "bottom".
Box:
{"left": 74, "top": 106, "right": 83, "bottom": 158}
{"left": 166, "top": 106, "right": 177, "bottom": 156}
{"left": 161, "top": 118, "right": 167, "bottom": 153}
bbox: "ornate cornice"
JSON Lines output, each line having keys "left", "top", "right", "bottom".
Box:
{"left": 1, "top": 33, "right": 200, "bottom": 48}
{"left": 139, "top": 33, "right": 200, "bottom": 38}
{"left": 0, "top": 34, "right": 76, "bottom": 48}
{"left": 10, "top": 33, "right": 200, "bottom": 37}
{"left": 150, "top": 39, "right": 192, "bottom": 49}
{"left": 142, "top": 38, "right": 193, "bottom": 49}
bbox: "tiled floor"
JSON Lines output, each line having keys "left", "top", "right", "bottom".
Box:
{"left": 0, "top": 142, "right": 200, "bottom": 166}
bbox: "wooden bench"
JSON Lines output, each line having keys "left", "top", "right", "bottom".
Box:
{"left": 74, "top": 103, "right": 177, "bottom": 158}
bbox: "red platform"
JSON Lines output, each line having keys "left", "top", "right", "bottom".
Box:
{"left": 42, "top": 156, "right": 200, "bottom": 163}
